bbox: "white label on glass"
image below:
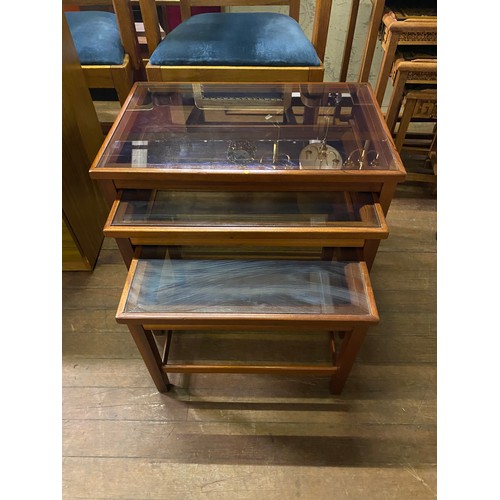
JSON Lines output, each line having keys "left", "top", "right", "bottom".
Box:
{"left": 131, "top": 140, "right": 148, "bottom": 167}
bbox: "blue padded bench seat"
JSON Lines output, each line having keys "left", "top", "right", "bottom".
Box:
{"left": 149, "top": 12, "right": 321, "bottom": 66}
{"left": 65, "top": 11, "right": 125, "bottom": 65}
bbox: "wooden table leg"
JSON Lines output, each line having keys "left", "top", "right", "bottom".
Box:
{"left": 127, "top": 324, "right": 171, "bottom": 392}
{"left": 97, "top": 179, "right": 134, "bottom": 267}
{"left": 330, "top": 326, "right": 368, "bottom": 394}
{"left": 116, "top": 238, "right": 134, "bottom": 269}
{"left": 378, "top": 180, "right": 397, "bottom": 216}
{"left": 363, "top": 239, "right": 381, "bottom": 271}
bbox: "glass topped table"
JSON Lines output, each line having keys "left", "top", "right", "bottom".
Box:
{"left": 90, "top": 82, "right": 406, "bottom": 185}
{"left": 118, "top": 252, "right": 378, "bottom": 324}
{"left": 115, "top": 248, "right": 379, "bottom": 394}
{"left": 92, "top": 82, "right": 405, "bottom": 268}
{"left": 90, "top": 82, "right": 405, "bottom": 394}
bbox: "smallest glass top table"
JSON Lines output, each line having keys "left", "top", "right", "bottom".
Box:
{"left": 116, "top": 250, "right": 379, "bottom": 328}
{"left": 91, "top": 82, "right": 405, "bottom": 178}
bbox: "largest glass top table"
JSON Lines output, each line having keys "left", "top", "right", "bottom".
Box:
{"left": 90, "top": 82, "right": 405, "bottom": 188}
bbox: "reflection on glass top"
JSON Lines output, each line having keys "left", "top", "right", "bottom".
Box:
{"left": 112, "top": 190, "right": 380, "bottom": 227}
{"left": 124, "top": 257, "right": 371, "bottom": 316}
{"left": 95, "top": 83, "right": 402, "bottom": 172}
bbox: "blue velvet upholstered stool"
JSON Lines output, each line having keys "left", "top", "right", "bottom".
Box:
{"left": 139, "top": 0, "right": 335, "bottom": 82}
{"left": 63, "top": 0, "right": 143, "bottom": 104}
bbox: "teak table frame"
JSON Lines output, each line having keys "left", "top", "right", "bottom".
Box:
{"left": 90, "top": 82, "right": 406, "bottom": 394}
{"left": 116, "top": 250, "right": 379, "bottom": 394}
{"left": 121, "top": 321, "right": 374, "bottom": 395}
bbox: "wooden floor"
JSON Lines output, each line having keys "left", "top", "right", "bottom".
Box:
{"left": 62, "top": 181, "right": 437, "bottom": 499}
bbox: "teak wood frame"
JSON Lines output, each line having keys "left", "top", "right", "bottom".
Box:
{"left": 89, "top": 83, "right": 406, "bottom": 270}
{"left": 124, "top": 325, "right": 372, "bottom": 394}
{"left": 384, "top": 56, "right": 437, "bottom": 136}
{"left": 103, "top": 189, "right": 389, "bottom": 270}
{"left": 138, "top": 0, "right": 333, "bottom": 82}
{"left": 88, "top": 82, "right": 406, "bottom": 393}
{"left": 394, "top": 88, "right": 437, "bottom": 153}
{"left": 116, "top": 251, "right": 379, "bottom": 395}
{"left": 93, "top": 170, "right": 402, "bottom": 271}
{"left": 63, "top": 0, "right": 144, "bottom": 104}
{"left": 394, "top": 88, "right": 437, "bottom": 184}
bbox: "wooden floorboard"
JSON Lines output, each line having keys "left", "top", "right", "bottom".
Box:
{"left": 62, "top": 184, "right": 437, "bottom": 499}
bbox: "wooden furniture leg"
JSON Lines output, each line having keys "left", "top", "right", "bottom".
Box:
{"left": 358, "top": 0, "right": 386, "bottom": 82}
{"left": 330, "top": 326, "right": 368, "bottom": 394}
{"left": 96, "top": 179, "right": 134, "bottom": 267}
{"left": 374, "top": 29, "right": 400, "bottom": 104}
{"left": 127, "top": 324, "right": 171, "bottom": 392}
{"left": 429, "top": 134, "right": 437, "bottom": 176}
{"left": 394, "top": 88, "right": 436, "bottom": 154}
{"left": 378, "top": 181, "right": 397, "bottom": 216}
{"left": 394, "top": 96, "right": 418, "bottom": 151}
{"left": 110, "top": 60, "right": 135, "bottom": 105}
{"left": 363, "top": 239, "right": 381, "bottom": 271}
{"left": 116, "top": 238, "right": 134, "bottom": 269}
{"left": 384, "top": 69, "right": 408, "bottom": 134}
{"left": 393, "top": 89, "right": 437, "bottom": 188}
{"left": 385, "top": 58, "right": 437, "bottom": 135}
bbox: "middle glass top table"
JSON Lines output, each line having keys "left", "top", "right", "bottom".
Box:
{"left": 110, "top": 190, "right": 383, "bottom": 227}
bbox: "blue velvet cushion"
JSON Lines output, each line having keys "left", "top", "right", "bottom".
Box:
{"left": 149, "top": 13, "right": 321, "bottom": 66}
{"left": 65, "top": 11, "right": 124, "bottom": 65}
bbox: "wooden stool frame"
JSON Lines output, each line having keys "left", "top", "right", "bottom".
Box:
{"left": 122, "top": 321, "right": 373, "bottom": 395}
{"left": 394, "top": 88, "right": 437, "bottom": 151}
{"left": 384, "top": 56, "right": 437, "bottom": 135}
{"left": 374, "top": 11, "right": 436, "bottom": 104}
{"left": 394, "top": 88, "right": 436, "bottom": 183}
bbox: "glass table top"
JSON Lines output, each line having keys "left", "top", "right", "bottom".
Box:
{"left": 111, "top": 190, "right": 382, "bottom": 228}
{"left": 121, "top": 256, "right": 375, "bottom": 317}
{"left": 93, "top": 82, "right": 404, "bottom": 175}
